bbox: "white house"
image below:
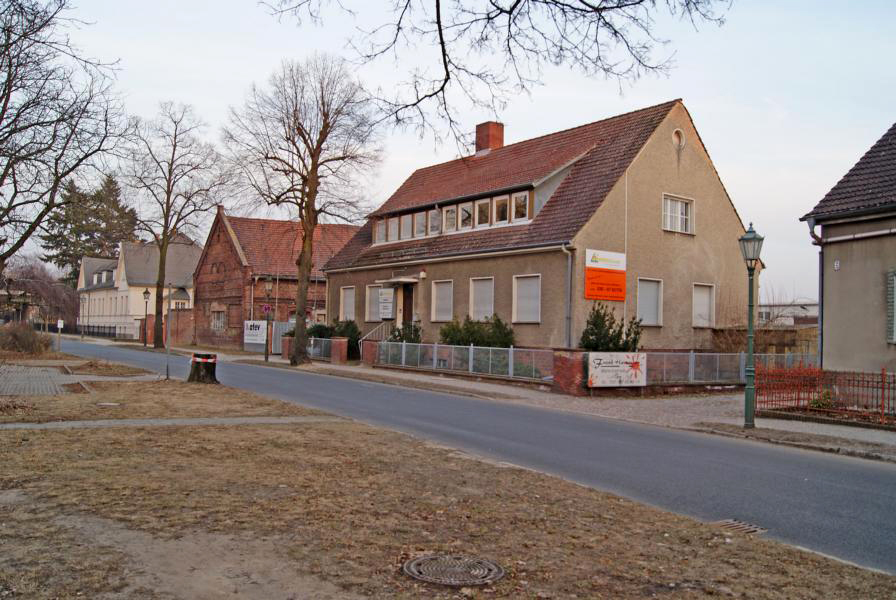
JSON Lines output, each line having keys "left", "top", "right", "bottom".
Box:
{"left": 76, "top": 237, "right": 202, "bottom": 338}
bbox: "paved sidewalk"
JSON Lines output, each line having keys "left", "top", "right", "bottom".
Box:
{"left": 0, "top": 415, "right": 345, "bottom": 430}
{"left": 0, "top": 363, "right": 160, "bottom": 396}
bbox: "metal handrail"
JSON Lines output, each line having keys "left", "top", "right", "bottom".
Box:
{"left": 359, "top": 321, "right": 394, "bottom": 361}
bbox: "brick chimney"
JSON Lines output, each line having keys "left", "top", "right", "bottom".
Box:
{"left": 475, "top": 121, "right": 504, "bottom": 153}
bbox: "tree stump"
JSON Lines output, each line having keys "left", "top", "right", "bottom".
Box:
{"left": 187, "top": 353, "right": 218, "bottom": 384}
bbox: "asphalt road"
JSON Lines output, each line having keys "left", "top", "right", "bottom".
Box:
{"left": 60, "top": 339, "right": 896, "bottom": 573}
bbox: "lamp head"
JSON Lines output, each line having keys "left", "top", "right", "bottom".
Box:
{"left": 143, "top": 288, "right": 150, "bottom": 302}
{"left": 739, "top": 223, "right": 764, "bottom": 270}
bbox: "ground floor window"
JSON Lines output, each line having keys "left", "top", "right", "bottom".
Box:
{"left": 692, "top": 283, "right": 715, "bottom": 328}
{"left": 340, "top": 286, "right": 355, "bottom": 321}
{"left": 211, "top": 310, "right": 226, "bottom": 331}
{"left": 366, "top": 284, "right": 382, "bottom": 322}
{"left": 512, "top": 274, "right": 541, "bottom": 323}
{"left": 637, "top": 278, "right": 662, "bottom": 326}
{"left": 431, "top": 280, "right": 453, "bottom": 322}
{"left": 470, "top": 277, "right": 494, "bottom": 320}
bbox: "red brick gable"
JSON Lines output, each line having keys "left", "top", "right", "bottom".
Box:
{"left": 224, "top": 214, "right": 358, "bottom": 279}
{"left": 327, "top": 100, "right": 677, "bottom": 270}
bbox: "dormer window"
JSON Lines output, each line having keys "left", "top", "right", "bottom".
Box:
{"left": 459, "top": 202, "right": 473, "bottom": 230}
{"left": 400, "top": 214, "right": 412, "bottom": 239}
{"left": 428, "top": 209, "right": 441, "bottom": 235}
{"left": 414, "top": 212, "right": 426, "bottom": 237}
{"left": 512, "top": 192, "right": 528, "bottom": 221}
{"left": 374, "top": 220, "right": 386, "bottom": 243}
{"left": 443, "top": 206, "right": 457, "bottom": 232}
{"left": 494, "top": 196, "right": 509, "bottom": 224}
{"left": 475, "top": 199, "right": 490, "bottom": 227}
{"left": 387, "top": 217, "right": 399, "bottom": 241}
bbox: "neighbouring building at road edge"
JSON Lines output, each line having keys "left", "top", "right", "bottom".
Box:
{"left": 192, "top": 206, "right": 358, "bottom": 349}
{"left": 76, "top": 236, "right": 202, "bottom": 339}
{"left": 324, "top": 100, "right": 754, "bottom": 349}
{"left": 802, "top": 121, "right": 896, "bottom": 371}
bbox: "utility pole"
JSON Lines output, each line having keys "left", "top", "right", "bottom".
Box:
{"left": 165, "top": 283, "right": 172, "bottom": 380}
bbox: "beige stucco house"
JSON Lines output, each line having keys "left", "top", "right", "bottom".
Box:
{"left": 76, "top": 237, "right": 202, "bottom": 338}
{"left": 802, "top": 121, "right": 896, "bottom": 371}
{"left": 325, "top": 100, "right": 751, "bottom": 349}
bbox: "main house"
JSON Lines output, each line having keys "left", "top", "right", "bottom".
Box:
{"left": 76, "top": 237, "right": 202, "bottom": 338}
{"left": 193, "top": 207, "right": 357, "bottom": 348}
{"left": 324, "top": 100, "right": 751, "bottom": 349}
{"left": 801, "top": 121, "right": 896, "bottom": 371}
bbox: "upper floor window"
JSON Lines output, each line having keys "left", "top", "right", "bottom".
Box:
{"left": 443, "top": 206, "right": 457, "bottom": 232}
{"left": 475, "top": 199, "right": 490, "bottom": 228}
{"left": 400, "top": 214, "right": 413, "bottom": 239}
{"left": 494, "top": 195, "right": 509, "bottom": 224}
{"left": 387, "top": 217, "right": 399, "bottom": 241}
{"left": 459, "top": 202, "right": 473, "bottom": 229}
{"left": 428, "top": 209, "right": 441, "bottom": 235}
{"left": 512, "top": 192, "right": 528, "bottom": 221}
{"left": 374, "top": 220, "right": 386, "bottom": 244}
{"left": 414, "top": 212, "right": 426, "bottom": 237}
{"left": 663, "top": 194, "right": 693, "bottom": 234}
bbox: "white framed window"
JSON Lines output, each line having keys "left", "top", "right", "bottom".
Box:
{"left": 442, "top": 206, "right": 457, "bottom": 232}
{"left": 400, "top": 213, "right": 413, "bottom": 239}
{"left": 637, "top": 278, "right": 663, "bottom": 326}
{"left": 512, "top": 192, "right": 529, "bottom": 222}
{"left": 493, "top": 195, "right": 509, "bottom": 224}
{"left": 428, "top": 208, "right": 441, "bottom": 235}
{"left": 475, "top": 199, "right": 490, "bottom": 228}
{"left": 366, "top": 284, "right": 382, "bottom": 322}
{"left": 431, "top": 280, "right": 454, "bottom": 322}
{"left": 414, "top": 212, "right": 426, "bottom": 237}
{"left": 339, "top": 286, "right": 355, "bottom": 321}
{"left": 663, "top": 194, "right": 693, "bottom": 234}
{"left": 512, "top": 274, "right": 541, "bottom": 323}
{"left": 459, "top": 202, "right": 473, "bottom": 229}
{"left": 387, "top": 217, "right": 399, "bottom": 241}
{"left": 211, "top": 310, "right": 226, "bottom": 331}
{"left": 469, "top": 277, "right": 495, "bottom": 321}
{"left": 374, "top": 219, "right": 386, "bottom": 244}
{"left": 175, "top": 301, "right": 186, "bottom": 310}
{"left": 692, "top": 283, "right": 715, "bottom": 328}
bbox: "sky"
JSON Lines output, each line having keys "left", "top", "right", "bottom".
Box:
{"left": 65, "top": 0, "right": 896, "bottom": 301}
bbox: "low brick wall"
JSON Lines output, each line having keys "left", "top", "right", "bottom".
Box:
{"left": 281, "top": 336, "right": 293, "bottom": 361}
{"left": 331, "top": 337, "right": 348, "bottom": 364}
{"left": 361, "top": 340, "right": 379, "bottom": 366}
{"left": 138, "top": 309, "right": 194, "bottom": 346}
{"left": 551, "top": 349, "right": 588, "bottom": 396}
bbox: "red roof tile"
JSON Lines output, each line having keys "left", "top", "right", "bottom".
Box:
{"left": 327, "top": 100, "right": 678, "bottom": 270}
{"left": 225, "top": 214, "right": 358, "bottom": 278}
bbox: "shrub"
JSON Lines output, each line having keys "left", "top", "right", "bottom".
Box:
{"left": 438, "top": 315, "right": 515, "bottom": 348}
{"left": 810, "top": 389, "right": 834, "bottom": 410}
{"left": 579, "top": 303, "right": 641, "bottom": 352}
{"left": 0, "top": 323, "right": 52, "bottom": 354}
{"left": 389, "top": 322, "right": 422, "bottom": 343}
{"left": 306, "top": 323, "right": 334, "bottom": 339}
{"left": 332, "top": 319, "right": 361, "bottom": 359}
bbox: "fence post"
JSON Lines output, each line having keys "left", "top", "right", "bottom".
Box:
{"left": 688, "top": 351, "right": 695, "bottom": 383}
{"left": 509, "top": 345, "right": 515, "bottom": 378}
{"left": 739, "top": 352, "right": 746, "bottom": 383}
{"left": 469, "top": 343, "right": 474, "bottom": 373}
{"left": 401, "top": 340, "right": 406, "bottom": 366}
{"left": 433, "top": 342, "right": 438, "bottom": 369}
{"left": 883, "top": 368, "right": 887, "bottom": 424}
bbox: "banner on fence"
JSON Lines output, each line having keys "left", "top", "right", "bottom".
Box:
{"left": 243, "top": 320, "right": 267, "bottom": 344}
{"left": 584, "top": 249, "right": 626, "bottom": 302}
{"left": 587, "top": 352, "right": 646, "bottom": 387}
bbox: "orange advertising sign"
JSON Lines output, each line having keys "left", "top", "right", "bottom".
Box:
{"left": 584, "top": 249, "right": 626, "bottom": 302}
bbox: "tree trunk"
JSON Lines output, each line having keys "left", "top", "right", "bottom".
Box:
{"left": 290, "top": 219, "right": 316, "bottom": 366}
{"left": 187, "top": 353, "right": 218, "bottom": 383}
{"left": 153, "top": 239, "right": 168, "bottom": 349}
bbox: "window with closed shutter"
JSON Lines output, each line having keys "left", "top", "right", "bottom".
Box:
{"left": 340, "top": 287, "right": 355, "bottom": 321}
{"left": 366, "top": 285, "right": 381, "bottom": 321}
{"left": 693, "top": 284, "right": 714, "bottom": 327}
{"left": 637, "top": 279, "right": 662, "bottom": 326}
{"left": 513, "top": 275, "right": 540, "bottom": 323}
{"left": 431, "top": 280, "right": 453, "bottom": 322}
{"left": 470, "top": 278, "right": 494, "bottom": 321}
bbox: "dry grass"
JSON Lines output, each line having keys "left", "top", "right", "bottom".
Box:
{"left": 0, "top": 380, "right": 321, "bottom": 423}
{"left": 0, "top": 349, "right": 83, "bottom": 362}
{"left": 69, "top": 359, "right": 151, "bottom": 376}
{"left": 1, "top": 419, "right": 893, "bottom": 599}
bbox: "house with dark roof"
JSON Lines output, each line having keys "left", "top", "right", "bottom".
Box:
{"left": 325, "top": 100, "right": 751, "bottom": 349}
{"left": 802, "top": 121, "right": 896, "bottom": 371}
{"left": 76, "top": 236, "right": 203, "bottom": 338}
{"left": 193, "top": 207, "right": 358, "bottom": 348}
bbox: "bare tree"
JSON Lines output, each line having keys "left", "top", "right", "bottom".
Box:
{"left": 3, "top": 254, "right": 77, "bottom": 327}
{"left": 224, "top": 55, "right": 380, "bottom": 364}
{"left": 268, "top": 0, "right": 728, "bottom": 141}
{"left": 0, "top": 0, "right": 124, "bottom": 276}
{"left": 125, "top": 102, "right": 227, "bottom": 348}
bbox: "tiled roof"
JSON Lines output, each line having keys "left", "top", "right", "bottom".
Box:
{"left": 327, "top": 100, "right": 678, "bottom": 270}
{"left": 803, "top": 122, "right": 896, "bottom": 220}
{"left": 78, "top": 257, "right": 118, "bottom": 291}
{"left": 225, "top": 214, "right": 358, "bottom": 279}
{"left": 121, "top": 237, "right": 203, "bottom": 287}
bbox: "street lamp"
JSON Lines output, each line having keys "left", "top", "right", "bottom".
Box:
{"left": 80, "top": 296, "right": 85, "bottom": 340}
{"left": 142, "top": 288, "right": 150, "bottom": 347}
{"left": 739, "top": 223, "right": 764, "bottom": 429}
{"left": 264, "top": 275, "right": 273, "bottom": 362}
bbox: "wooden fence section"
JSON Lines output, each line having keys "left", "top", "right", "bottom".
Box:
{"left": 756, "top": 366, "right": 896, "bottom": 424}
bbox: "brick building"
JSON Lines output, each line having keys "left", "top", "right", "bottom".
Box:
{"left": 193, "top": 207, "right": 358, "bottom": 348}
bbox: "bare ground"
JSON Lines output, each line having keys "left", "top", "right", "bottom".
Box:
{"left": 1, "top": 402, "right": 894, "bottom": 598}
{"left": 69, "top": 359, "right": 151, "bottom": 376}
{"left": 0, "top": 380, "right": 321, "bottom": 423}
{"left": 0, "top": 349, "right": 84, "bottom": 362}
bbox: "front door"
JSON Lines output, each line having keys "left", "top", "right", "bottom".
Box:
{"left": 402, "top": 285, "right": 414, "bottom": 325}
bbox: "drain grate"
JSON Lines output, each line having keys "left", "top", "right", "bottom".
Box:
{"left": 712, "top": 519, "right": 767, "bottom": 535}
{"left": 402, "top": 554, "right": 505, "bottom": 587}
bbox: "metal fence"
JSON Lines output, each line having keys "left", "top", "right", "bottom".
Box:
{"left": 757, "top": 366, "right": 896, "bottom": 424}
{"left": 645, "top": 352, "right": 818, "bottom": 385}
{"left": 76, "top": 324, "right": 119, "bottom": 338}
{"left": 307, "top": 337, "right": 331, "bottom": 360}
{"left": 377, "top": 341, "right": 554, "bottom": 382}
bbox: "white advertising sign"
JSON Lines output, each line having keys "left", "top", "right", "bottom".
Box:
{"left": 379, "top": 287, "right": 395, "bottom": 320}
{"left": 585, "top": 249, "right": 626, "bottom": 271}
{"left": 243, "top": 320, "right": 267, "bottom": 344}
{"left": 57, "top": 319, "right": 64, "bottom": 330}
{"left": 587, "top": 352, "right": 647, "bottom": 387}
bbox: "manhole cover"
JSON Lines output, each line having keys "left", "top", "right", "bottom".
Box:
{"left": 712, "top": 519, "right": 767, "bottom": 534}
{"left": 402, "top": 554, "right": 504, "bottom": 587}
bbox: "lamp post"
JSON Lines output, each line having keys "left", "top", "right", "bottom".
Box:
{"left": 142, "top": 288, "right": 150, "bottom": 347}
{"left": 80, "top": 296, "right": 85, "bottom": 340}
{"left": 739, "top": 223, "right": 764, "bottom": 429}
{"left": 264, "top": 275, "right": 273, "bottom": 362}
